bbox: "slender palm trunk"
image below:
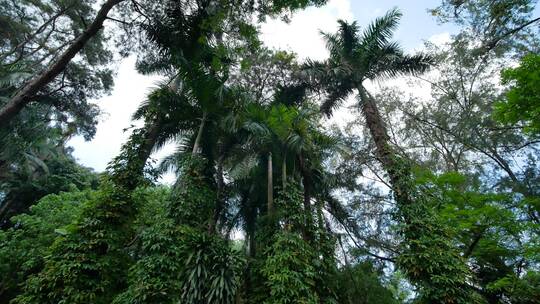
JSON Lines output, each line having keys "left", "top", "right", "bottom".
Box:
{"left": 192, "top": 111, "right": 207, "bottom": 155}
{"left": 298, "top": 154, "right": 313, "bottom": 241}
{"left": 267, "top": 152, "right": 273, "bottom": 215}
{"left": 0, "top": 0, "right": 125, "bottom": 128}
{"left": 209, "top": 151, "right": 225, "bottom": 234}
{"left": 282, "top": 154, "right": 286, "bottom": 189}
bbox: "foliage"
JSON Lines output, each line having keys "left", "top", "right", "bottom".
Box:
{"left": 3, "top": 1, "right": 540, "bottom": 303}
{"left": 260, "top": 231, "right": 320, "bottom": 304}
{"left": 0, "top": 0, "right": 114, "bottom": 129}
{"left": 12, "top": 180, "right": 134, "bottom": 304}
{"left": 333, "top": 261, "right": 398, "bottom": 304}
{"left": 0, "top": 191, "right": 90, "bottom": 303}
{"left": 251, "top": 183, "right": 337, "bottom": 304}
{"left": 390, "top": 165, "right": 473, "bottom": 303}
{"left": 167, "top": 156, "right": 216, "bottom": 227}
{"left": 0, "top": 0, "right": 115, "bottom": 223}
{"left": 495, "top": 53, "right": 540, "bottom": 134}
{"left": 114, "top": 221, "right": 244, "bottom": 304}
{"left": 115, "top": 156, "right": 243, "bottom": 304}
{"left": 430, "top": 0, "right": 540, "bottom": 55}
{"left": 396, "top": 204, "right": 473, "bottom": 303}
{"left": 0, "top": 144, "right": 98, "bottom": 225}
{"left": 415, "top": 170, "right": 540, "bottom": 303}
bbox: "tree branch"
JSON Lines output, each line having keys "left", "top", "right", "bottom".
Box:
{"left": 0, "top": 0, "right": 125, "bottom": 128}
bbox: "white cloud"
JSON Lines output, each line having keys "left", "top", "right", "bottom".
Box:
{"left": 427, "top": 32, "right": 451, "bottom": 46}
{"left": 371, "top": 8, "right": 382, "bottom": 17}
{"left": 260, "top": 0, "right": 354, "bottom": 60}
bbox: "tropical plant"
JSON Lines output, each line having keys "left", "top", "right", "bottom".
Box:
{"left": 305, "top": 9, "right": 474, "bottom": 302}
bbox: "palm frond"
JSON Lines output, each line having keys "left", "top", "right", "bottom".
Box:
{"left": 337, "top": 20, "right": 359, "bottom": 56}
{"left": 243, "top": 120, "right": 271, "bottom": 139}
{"left": 320, "top": 78, "right": 355, "bottom": 116}
{"left": 0, "top": 71, "right": 32, "bottom": 88}
{"left": 302, "top": 58, "right": 330, "bottom": 80}
{"left": 285, "top": 132, "right": 305, "bottom": 153}
{"left": 321, "top": 31, "right": 343, "bottom": 59}
{"left": 132, "top": 99, "right": 151, "bottom": 120}
{"left": 359, "top": 8, "right": 402, "bottom": 53}
{"left": 228, "top": 153, "right": 260, "bottom": 180}
{"left": 156, "top": 143, "right": 191, "bottom": 175}
{"left": 23, "top": 152, "right": 49, "bottom": 174}
{"left": 370, "top": 52, "right": 434, "bottom": 80}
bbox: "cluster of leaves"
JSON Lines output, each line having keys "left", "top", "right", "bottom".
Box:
{"left": 0, "top": 140, "right": 99, "bottom": 226}
{"left": 387, "top": 163, "right": 472, "bottom": 303}
{"left": 13, "top": 180, "right": 135, "bottom": 304}
{"left": 0, "top": 0, "right": 114, "bottom": 132}
{"left": 260, "top": 231, "right": 321, "bottom": 304}
{"left": 115, "top": 218, "right": 244, "bottom": 304}
{"left": 249, "top": 183, "right": 337, "bottom": 304}
{"left": 114, "top": 156, "right": 245, "bottom": 304}
{"left": 495, "top": 53, "right": 540, "bottom": 134}
{"left": 333, "top": 261, "right": 399, "bottom": 304}
{"left": 0, "top": 191, "right": 90, "bottom": 302}
{"left": 417, "top": 170, "right": 540, "bottom": 302}
{"left": 0, "top": 0, "right": 116, "bottom": 225}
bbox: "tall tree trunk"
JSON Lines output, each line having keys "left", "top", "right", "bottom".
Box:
{"left": 137, "top": 120, "right": 161, "bottom": 171}
{"left": 358, "top": 86, "right": 471, "bottom": 302}
{"left": 245, "top": 195, "right": 257, "bottom": 258}
{"left": 192, "top": 111, "right": 207, "bottom": 155}
{"left": 282, "top": 154, "right": 286, "bottom": 189}
{"left": 209, "top": 148, "right": 224, "bottom": 234}
{"left": 267, "top": 152, "right": 274, "bottom": 215}
{"left": 298, "top": 154, "right": 313, "bottom": 241}
{"left": 0, "top": 0, "right": 125, "bottom": 128}
{"left": 358, "top": 87, "right": 411, "bottom": 205}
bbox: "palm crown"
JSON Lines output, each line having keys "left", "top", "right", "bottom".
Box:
{"left": 305, "top": 8, "right": 433, "bottom": 115}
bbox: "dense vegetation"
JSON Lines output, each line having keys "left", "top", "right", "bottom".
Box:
{"left": 1, "top": 0, "right": 539, "bottom": 303}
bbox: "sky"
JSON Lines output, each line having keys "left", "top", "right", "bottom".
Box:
{"left": 68, "top": 0, "right": 459, "bottom": 178}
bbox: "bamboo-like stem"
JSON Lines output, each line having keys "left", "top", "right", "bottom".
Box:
{"left": 267, "top": 152, "right": 273, "bottom": 215}
{"left": 282, "top": 154, "right": 286, "bottom": 189}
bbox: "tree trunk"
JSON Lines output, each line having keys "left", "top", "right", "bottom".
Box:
{"left": 0, "top": 0, "right": 125, "bottom": 128}
{"left": 192, "top": 111, "right": 207, "bottom": 155}
{"left": 267, "top": 152, "right": 273, "bottom": 215}
{"left": 359, "top": 86, "right": 471, "bottom": 302}
{"left": 137, "top": 121, "right": 161, "bottom": 169}
{"left": 298, "top": 154, "right": 313, "bottom": 241}
{"left": 359, "top": 87, "right": 411, "bottom": 205}
{"left": 113, "top": 117, "right": 162, "bottom": 191}
{"left": 282, "top": 154, "right": 286, "bottom": 189}
{"left": 209, "top": 149, "right": 225, "bottom": 234}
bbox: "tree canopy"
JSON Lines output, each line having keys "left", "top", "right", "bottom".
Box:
{"left": 1, "top": 0, "right": 539, "bottom": 303}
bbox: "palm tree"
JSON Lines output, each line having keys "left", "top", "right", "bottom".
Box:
{"left": 307, "top": 9, "right": 474, "bottom": 302}
{"left": 305, "top": 8, "right": 432, "bottom": 204}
